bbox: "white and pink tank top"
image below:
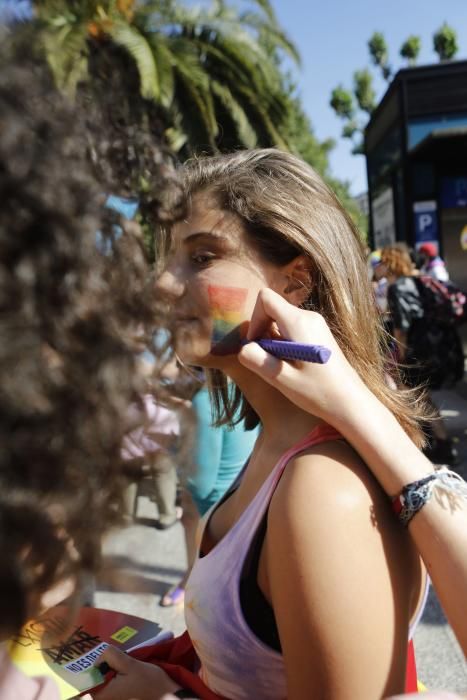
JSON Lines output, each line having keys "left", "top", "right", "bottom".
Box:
{"left": 184, "top": 424, "right": 428, "bottom": 700}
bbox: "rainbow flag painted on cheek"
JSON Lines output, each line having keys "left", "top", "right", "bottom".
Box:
{"left": 208, "top": 285, "right": 249, "bottom": 355}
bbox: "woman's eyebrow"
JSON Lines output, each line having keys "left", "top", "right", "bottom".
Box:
{"left": 183, "top": 231, "right": 226, "bottom": 245}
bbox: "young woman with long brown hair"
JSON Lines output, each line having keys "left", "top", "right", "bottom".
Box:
{"left": 98, "top": 149, "right": 430, "bottom": 700}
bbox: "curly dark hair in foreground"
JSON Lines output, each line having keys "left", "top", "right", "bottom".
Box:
{"left": 0, "top": 61, "right": 182, "bottom": 636}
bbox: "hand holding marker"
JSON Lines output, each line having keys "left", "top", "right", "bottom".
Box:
{"left": 207, "top": 284, "right": 331, "bottom": 363}
{"left": 242, "top": 338, "right": 331, "bottom": 364}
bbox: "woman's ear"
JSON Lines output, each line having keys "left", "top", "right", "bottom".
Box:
{"left": 282, "top": 254, "right": 312, "bottom": 305}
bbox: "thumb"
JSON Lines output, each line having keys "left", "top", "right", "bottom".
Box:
{"left": 95, "top": 645, "right": 132, "bottom": 674}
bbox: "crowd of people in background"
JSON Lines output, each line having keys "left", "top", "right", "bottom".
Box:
{"left": 369, "top": 242, "right": 465, "bottom": 465}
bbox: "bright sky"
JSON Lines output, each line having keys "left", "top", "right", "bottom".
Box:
{"left": 272, "top": 0, "right": 467, "bottom": 195}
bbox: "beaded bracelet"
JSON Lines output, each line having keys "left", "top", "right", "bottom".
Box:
{"left": 392, "top": 467, "right": 467, "bottom": 527}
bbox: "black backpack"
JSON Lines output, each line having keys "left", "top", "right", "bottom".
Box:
{"left": 415, "top": 275, "right": 467, "bottom": 325}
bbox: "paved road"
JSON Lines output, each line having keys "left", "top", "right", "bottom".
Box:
{"left": 95, "top": 387, "right": 467, "bottom": 694}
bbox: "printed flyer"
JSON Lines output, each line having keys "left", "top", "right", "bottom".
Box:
{"left": 8, "top": 606, "right": 167, "bottom": 698}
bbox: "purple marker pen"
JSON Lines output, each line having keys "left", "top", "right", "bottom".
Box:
{"left": 243, "top": 338, "right": 331, "bottom": 364}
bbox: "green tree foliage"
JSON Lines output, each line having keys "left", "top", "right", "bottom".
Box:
{"left": 330, "top": 86, "right": 354, "bottom": 120}
{"left": 32, "top": 0, "right": 367, "bottom": 236}
{"left": 400, "top": 35, "right": 421, "bottom": 66}
{"left": 330, "top": 22, "right": 462, "bottom": 161}
{"left": 433, "top": 22, "right": 458, "bottom": 61}
{"left": 353, "top": 69, "right": 376, "bottom": 114}
{"left": 330, "top": 41, "right": 379, "bottom": 158}
{"left": 285, "top": 96, "right": 334, "bottom": 176}
{"left": 330, "top": 75, "right": 372, "bottom": 156}
{"left": 285, "top": 93, "right": 367, "bottom": 236}
{"left": 341, "top": 119, "right": 359, "bottom": 140}
{"left": 261, "top": 53, "right": 367, "bottom": 236}
{"left": 368, "top": 31, "right": 391, "bottom": 81}
{"left": 33, "top": 0, "right": 299, "bottom": 154}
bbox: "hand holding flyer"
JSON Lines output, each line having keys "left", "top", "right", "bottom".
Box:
{"left": 7, "top": 606, "right": 170, "bottom": 699}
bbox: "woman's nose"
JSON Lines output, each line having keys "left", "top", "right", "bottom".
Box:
{"left": 154, "top": 265, "right": 186, "bottom": 301}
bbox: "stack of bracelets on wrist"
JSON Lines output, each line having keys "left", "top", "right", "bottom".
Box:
{"left": 392, "top": 466, "right": 467, "bottom": 527}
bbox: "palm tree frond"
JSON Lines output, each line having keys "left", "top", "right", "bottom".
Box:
{"left": 41, "top": 24, "right": 89, "bottom": 97}
{"left": 211, "top": 80, "right": 257, "bottom": 148}
{"left": 165, "top": 124, "right": 188, "bottom": 152}
{"left": 248, "top": 0, "right": 276, "bottom": 22}
{"left": 208, "top": 32, "right": 280, "bottom": 94}
{"left": 35, "top": 0, "right": 295, "bottom": 154}
{"left": 107, "top": 20, "right": 160, "bottom": 101}
{"left": 145, "top": 34, "right": 176, "bottom": 108}
{"left": 235, "top": 82, "right": 289, "bottom": 149}
{"left": 173, "top": 53, "right": 218, "bottom": 142}
{"left": 239, "top": 12, "right": 301, "bottom": 64}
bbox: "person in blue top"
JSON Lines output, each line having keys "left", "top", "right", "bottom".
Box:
{"left": 161, "top": 382, "right": 259, "bottom": 606}
{"left": 189, "top": 384, "right": 259, "bottom": 514}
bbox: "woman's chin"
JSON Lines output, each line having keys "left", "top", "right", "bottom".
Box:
{"left": 176, "top": 346, "right": 237, "bottom": 371}
{"left": 174, "top": 339, "right": 211, "bottom": 367}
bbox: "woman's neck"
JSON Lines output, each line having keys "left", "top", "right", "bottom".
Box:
{"left": 226, "top": 363, "right": 322, "bottom": 450}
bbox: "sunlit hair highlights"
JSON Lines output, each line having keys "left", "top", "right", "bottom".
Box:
{"left": 173, "top": 149, "right": 427, "bottom": 444}
{"left": 381, "top": 244, "right": 415, "bottom": 278}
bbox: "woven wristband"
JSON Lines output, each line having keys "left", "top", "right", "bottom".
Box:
{"left": 392, "top": 473, "right": 437, "bottom": 526}
{"left": 392, "top": 468, "right": 467, "bottom": 527}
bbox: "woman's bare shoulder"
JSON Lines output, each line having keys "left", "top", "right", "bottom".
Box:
{"left": 275, "top": 439, "right": 387, "bottom": 510}
{"left": 268, "top": 438, "right": 411, "bottom": 547}
{"left": 264, "top": 439, "right": 420, "bottom": 698}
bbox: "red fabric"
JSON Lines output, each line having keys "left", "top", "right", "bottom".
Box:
{"left": 92, "top": 631, "right": 418, "bottom": 698}
{"left": 92, "top": 630, "right": 226, "bottom": 699}
{"left": 392, "top": 493, "right": 403, "bottom": 516}
{"left": 405, "top": 639, "right": 418, "bottom": 693}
